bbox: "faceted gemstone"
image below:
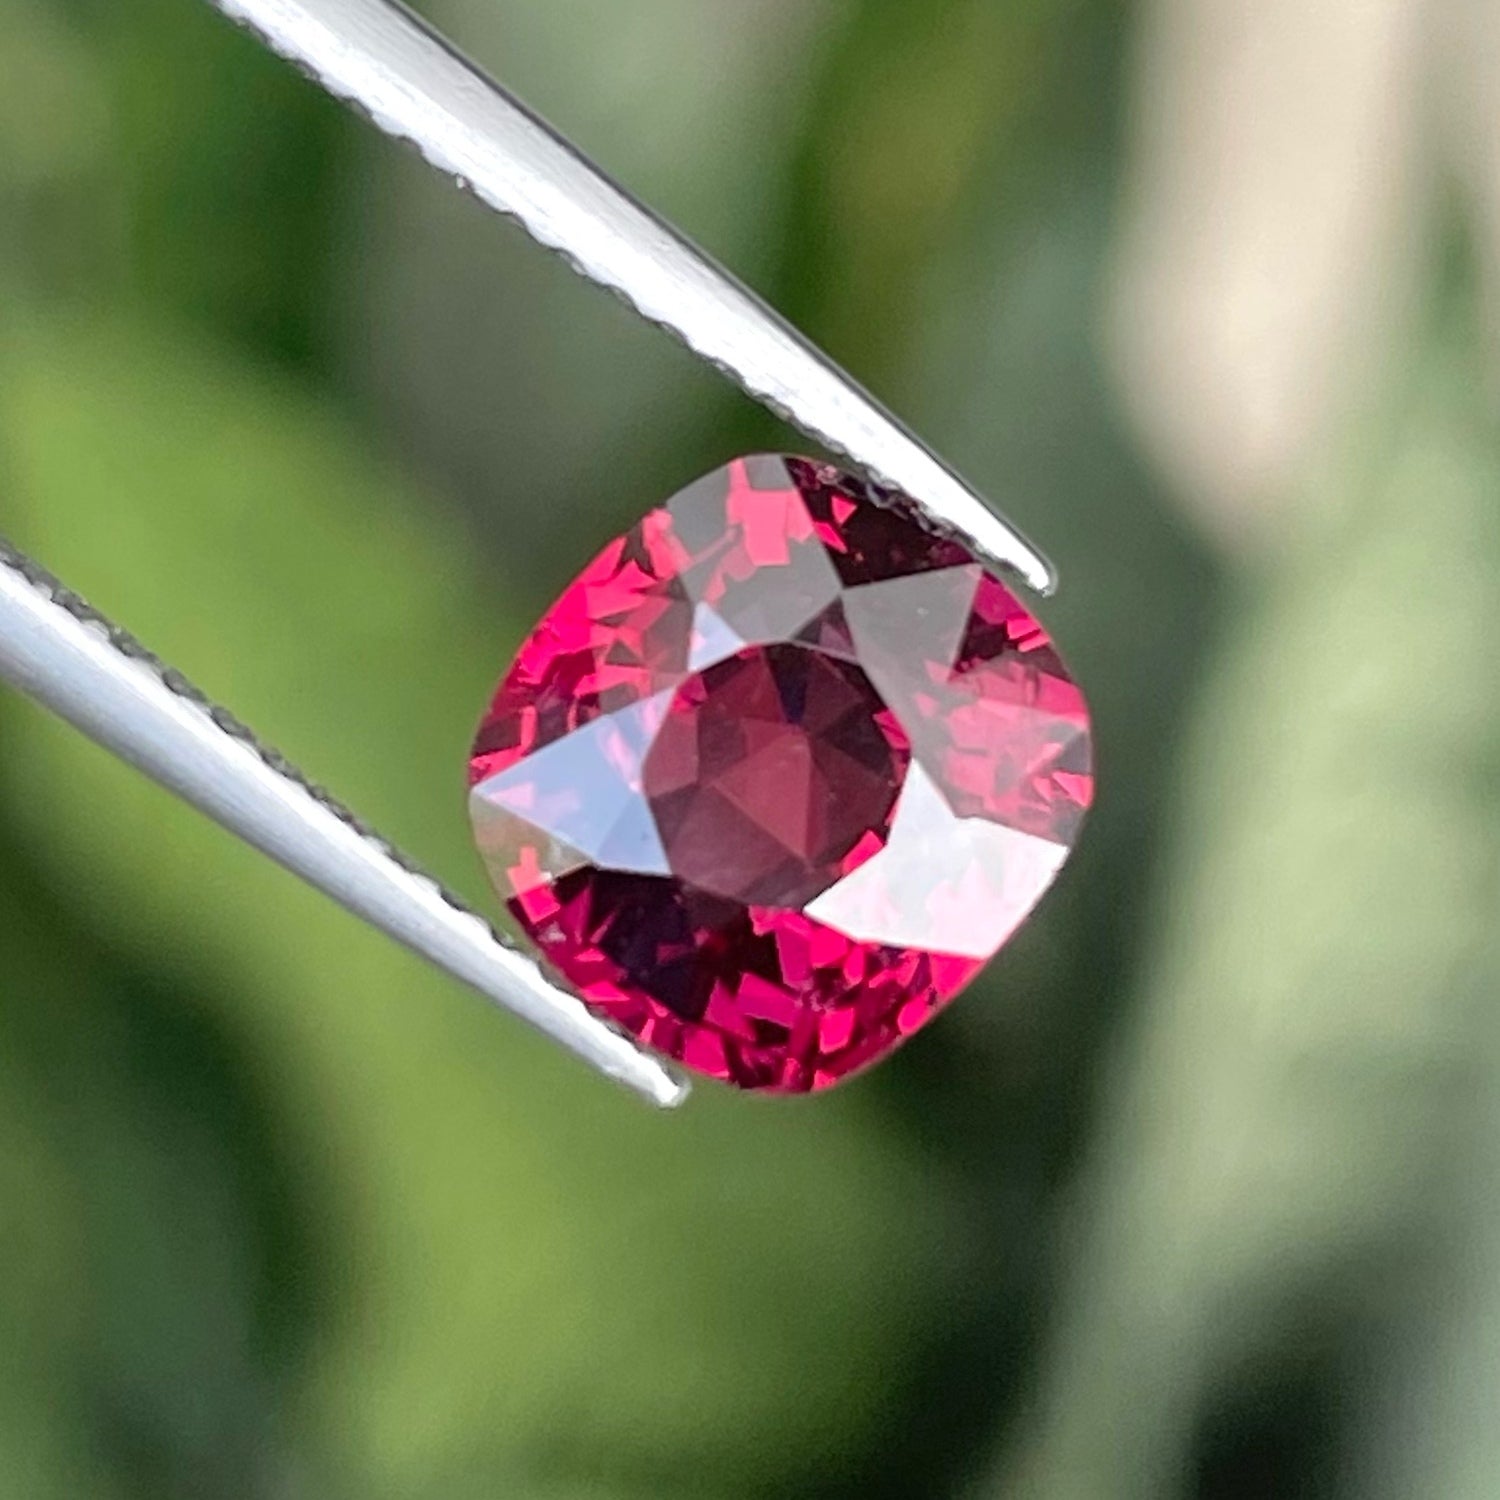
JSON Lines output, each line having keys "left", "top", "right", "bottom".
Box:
{"left": 468, "top": 456, "right": 1093, "bottom": 1093}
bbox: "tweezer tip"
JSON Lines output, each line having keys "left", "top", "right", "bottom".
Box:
{"left": 1031, "top": 556, "right": 1061, "bottom": 598}
{"left": 947, "top": 491, "right": 1058, "bottom": 597}
{"left": 648, "top": 1071, "right": 692, "bottom": 1108}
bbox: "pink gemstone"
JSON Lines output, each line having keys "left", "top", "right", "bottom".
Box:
{"left": 468, "top": 456, "right": 1093, "bottom": 1093}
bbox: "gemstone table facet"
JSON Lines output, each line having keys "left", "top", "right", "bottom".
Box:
{"left": 469, "top": 456, "right": 1092, "bottom": 1092}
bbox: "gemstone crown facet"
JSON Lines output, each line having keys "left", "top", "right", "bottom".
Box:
{"left": 469, "top": 456, "right": 1092, "bottom": 1092}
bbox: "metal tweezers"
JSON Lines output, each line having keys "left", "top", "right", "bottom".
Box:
{"left": 0, "top": 0, "right": 1051, "bottom": 1108}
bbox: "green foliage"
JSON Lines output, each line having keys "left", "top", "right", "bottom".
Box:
{"left": 991, "top": 343, "right": 1500, "bottom": 1496}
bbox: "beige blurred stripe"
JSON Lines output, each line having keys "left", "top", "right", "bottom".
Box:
{"left": 1107, "top": 0, "right": 1432, "bottom": 546}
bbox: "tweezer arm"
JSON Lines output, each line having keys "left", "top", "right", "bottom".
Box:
{"left": 0, "top": 546, "right": 686, "bottom": 1109}
{"left": 209, "top": 0, "right": 1055, "bottom": 595}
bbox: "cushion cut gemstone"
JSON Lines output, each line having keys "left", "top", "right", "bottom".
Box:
{"left": 468, "top": 456, "right": 1093, "bottom": 1093}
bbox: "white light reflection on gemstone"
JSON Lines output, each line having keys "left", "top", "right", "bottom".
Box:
{"left": 469, "top": 690, "right": 677, "bottom": 887}
{"left": 803, "top": 762, "right": 1069, "bottom": 958}
{"left": 686, "top": 602, "right": 747, "bottom": 672}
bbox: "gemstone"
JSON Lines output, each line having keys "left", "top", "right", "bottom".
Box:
{"left": 468, "top": 456, "right": 1093, "bottom": 1092}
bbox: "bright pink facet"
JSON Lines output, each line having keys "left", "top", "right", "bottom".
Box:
{"left": 468, "top": 457, "right": 1092, "bottom": 1092}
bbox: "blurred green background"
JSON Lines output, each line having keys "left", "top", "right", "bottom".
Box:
{"left": 2, "top": 0, "right": 1498, "bottom": 1496}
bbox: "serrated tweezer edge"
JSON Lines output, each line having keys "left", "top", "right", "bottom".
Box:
{"left": 0, "top": 545, "right": 687, "bottom": 1108}
{"left": 209, "top": 0, "right": 1055, "bottom": 593}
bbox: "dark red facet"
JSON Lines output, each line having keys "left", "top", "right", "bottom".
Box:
{"left": 469, "top": 457, "right": 1092, "bottom": 1092}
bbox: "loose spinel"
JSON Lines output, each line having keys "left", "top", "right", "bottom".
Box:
{"left": 468, "top": 457, "right": 1092, "bottom": 1092}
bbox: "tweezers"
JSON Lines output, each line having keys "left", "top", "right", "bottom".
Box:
{"left": 0, "top": 0, "right": 1051, "bottom": 1108}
